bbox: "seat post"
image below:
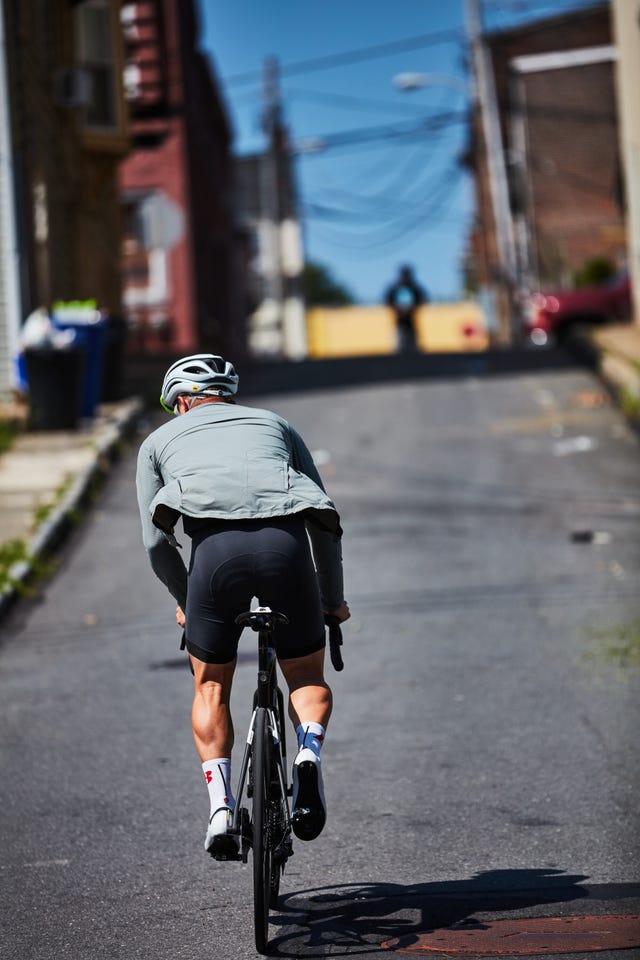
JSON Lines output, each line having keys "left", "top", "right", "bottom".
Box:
{"left": 256, "top": 622, "right": 276, "bottom": 709}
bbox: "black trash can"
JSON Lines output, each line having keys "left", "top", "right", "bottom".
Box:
{"left": 24, "top": 346, "right": 84, "bottom": 430}
{"left": 100, "top": 314, "right": 128, "bottom": 402}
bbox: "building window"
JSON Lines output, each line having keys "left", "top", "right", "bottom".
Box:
{"left": 75, "top": 0, "right": 117, "bottom": 129}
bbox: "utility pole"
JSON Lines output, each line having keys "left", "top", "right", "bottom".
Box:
{"left": 258, "top": 56, "right": 306, "bottom": 359}
{"left": 465, "top": 0, "right": 518, "bottom": 344}
{"left": 257, "top": 55, "right": 285, "bottom": 355}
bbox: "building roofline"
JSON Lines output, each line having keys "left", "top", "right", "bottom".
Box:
{"left": 510, "top": 43, "right": 617, "bottom": 73}
{"left": 487, "top": 2, "right": 610, "bottom": 45}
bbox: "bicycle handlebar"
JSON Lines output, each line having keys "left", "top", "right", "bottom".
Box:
{"left": 324, "top": 614, "right": 344, "bottom": 672}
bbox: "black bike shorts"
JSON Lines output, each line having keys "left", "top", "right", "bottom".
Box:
{"left": 182, "top": 515, "right": 326, "bottom": 665}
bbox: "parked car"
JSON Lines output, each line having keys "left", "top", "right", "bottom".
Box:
{"left": 522, "top": 272, "right": 631, "bottom": 346}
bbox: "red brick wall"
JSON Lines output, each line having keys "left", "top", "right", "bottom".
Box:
{"left": 469, "top": 4, "right": 624, "bottom": 291}
{"left": 120, "top": 120, "right": 197, "bottom": 352}
{"left": 119, "top": 0, "right": 245, "bottom": 356}
{"left": 522, "top": 60, "right": 623, "bottom": 285}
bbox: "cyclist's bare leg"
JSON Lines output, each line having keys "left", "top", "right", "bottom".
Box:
{"left": 278, "top": 649, "right": 332, "bottom": 730}
{"left": 190, "top": 656, "right": 237, "bottom": 760}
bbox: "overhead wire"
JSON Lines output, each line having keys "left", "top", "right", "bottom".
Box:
{"left": 303, "top": 164, "right": 467, "bottom": 250}
{"left": 308, "top": 145, "right": 453, "bottom": 216}
{"left": 284, "top": 86, "right": 454, "bottom": 118}
{"left": 305, "top": 121, "right": 467, "bottom": 220}
{"left": 302, "top": 142, "right": 407, "bottom": 195}
{"left": 225, "top": 27, "right": 464, "bottom": 87}
{"left": 291, "top": 109, "right": 467, "bottom": 153}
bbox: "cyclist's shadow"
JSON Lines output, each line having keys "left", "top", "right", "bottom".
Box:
{"left": 268, "top": 868, "right": 636, "bottom": 958}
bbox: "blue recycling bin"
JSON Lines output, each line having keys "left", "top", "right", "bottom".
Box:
{"left": 52, "top": 310, "right": 107, "bottom": 418}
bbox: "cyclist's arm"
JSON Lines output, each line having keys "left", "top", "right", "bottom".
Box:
{"left": 136, "top": 441, "right": 188, "bottom": 609}
{"left": 307, "top": 523, "right": 344, "bottom": 612}
{"left": 288, "top": 426, "right": 344, "bottom": 611}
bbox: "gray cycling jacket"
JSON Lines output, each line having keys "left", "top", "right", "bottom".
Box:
{"left": 136, "top": 401, "right": 344, "bottom": 611}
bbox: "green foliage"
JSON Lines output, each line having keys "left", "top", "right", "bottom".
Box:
{"left": 0, "top": 420, "right": 17, "bottom": 455}
{"left": 0, "top": 539, "right": 29, "bottom": 594}
{"left": 302, "top": 261, "right": 355, "bottom": 307}
{"left": 32, "top": 474, "right": 73, "bottom": 529}
{"left": 619, "top": 385, "right": 640, "bottom": 421}
{"left": 573, "top": 258, "right": 616, "bottom": 288}
{"left": 586, "top": 622, "right": 640, "bottom": 669}
{"left": 0, "top": 537, "right": 56, "bottom": 596}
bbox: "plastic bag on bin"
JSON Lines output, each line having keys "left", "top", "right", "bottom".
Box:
{"left": 16, "top": 308, "right": 77, "bottom": 393}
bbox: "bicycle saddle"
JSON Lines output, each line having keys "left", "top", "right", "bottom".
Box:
{"left": 235, "top": 607, "right": 290, "bottom": 631}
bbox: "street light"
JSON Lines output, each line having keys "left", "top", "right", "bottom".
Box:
{"left": 392, "top": 72, "right": 468, "bottom": 96}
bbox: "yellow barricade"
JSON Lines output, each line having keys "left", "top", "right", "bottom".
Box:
{"left": 306, "top": 303, "right": 488, "bottom": 358}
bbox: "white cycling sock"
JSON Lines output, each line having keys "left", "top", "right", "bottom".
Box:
{"left": 202, "top": 758, "right": 235, "bottom": 815}
{"left": 296, "top": 722, "right": 326, "bottom": 760}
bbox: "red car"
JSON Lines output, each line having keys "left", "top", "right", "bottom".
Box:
{"left": 522, "top": 272, "right": 631, "bottom": 346}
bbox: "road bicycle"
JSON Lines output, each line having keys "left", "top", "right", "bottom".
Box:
{"left": 218, "top": 606, "right": 344, "bottom": 955}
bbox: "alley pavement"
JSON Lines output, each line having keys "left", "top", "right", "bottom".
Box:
{"left": 0, "top": 321, "right": 638, "bottom": 621}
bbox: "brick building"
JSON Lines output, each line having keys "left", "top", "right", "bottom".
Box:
{"left": 0, "top": 0, "right": 128, "bottom": 376}
{"left": 612, "top": 0, "right": 640, "bottom": 325}
{"left": 119, "top": 0, "right": 247, "bottom": 358}
{"left": 467, "top": 4, "right": 625, "bottom": 304}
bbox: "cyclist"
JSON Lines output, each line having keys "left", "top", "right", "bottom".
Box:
{"left": 136, "top": 354, "right": 349, "bottom": 859}
{"left": 385, "top": 264, "right": 428, "bottom": 353}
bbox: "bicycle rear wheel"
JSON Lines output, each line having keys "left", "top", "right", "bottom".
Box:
{"left": 268, "top": 692, "right": 288, "bottom": 908}
{"left": 252, "top": 707, "right": 272, "bottom": 955}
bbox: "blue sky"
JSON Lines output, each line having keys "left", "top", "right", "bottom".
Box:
{"left": 197, "top": 0, "right": 601, "bottom": 304}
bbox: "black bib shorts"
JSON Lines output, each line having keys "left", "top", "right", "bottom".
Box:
{"left": 183, "top": 515, "right": 326, "bottom": 665}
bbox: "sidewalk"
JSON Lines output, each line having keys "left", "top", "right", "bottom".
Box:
{"left": 587, "top": 322, "right": 640, "bottom": 416}
{"left": 0, "top": 396, "right": 143, "bottom": 619}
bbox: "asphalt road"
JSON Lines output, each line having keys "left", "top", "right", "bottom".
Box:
{"left": 1, "top": 355, "right": 639, "bottom": 959}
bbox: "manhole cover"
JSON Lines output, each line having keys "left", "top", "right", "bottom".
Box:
{"left": 382, "top": 915, "right": 640, "bottom": 955}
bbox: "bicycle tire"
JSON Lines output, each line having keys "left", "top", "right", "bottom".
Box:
{"left": 252, "top": 707, "right": 272, "bottom": 955}
{"left": 268, "top": 706, "right": 285, "bottom": 908}
{"left": 268, "top": 814, "right": 282, "bottom": 908}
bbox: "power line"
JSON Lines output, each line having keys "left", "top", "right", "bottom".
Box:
{"left": 303, "top": 165, "right": 466, "bottom": 250}
{"left": 308, "top": 137, "right": 464, "bottom": 217}
{"left": 306, "top": 141, "right": 415, "bottom": 196}
{"left": 311, "top": 151, "right": 447, "bottom": 214}
{"left": 225, "top": 28, "right": 463, "bottom": 87}
{"left": 292, "top": 110, "right": 467, "bottom": 154}
{"left": 285, "top": 86, "right": 447, "bottom": 118}
{"left": 309, "top": 206, "right": 472, "bottom": 263}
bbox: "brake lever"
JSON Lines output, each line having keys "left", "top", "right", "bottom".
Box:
{"left": 324, "top": 614, "right": 344, "bottom": 672}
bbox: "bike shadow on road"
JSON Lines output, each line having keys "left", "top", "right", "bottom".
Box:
{"left": 267, "top": 868, "right": 640, "bottom": 958}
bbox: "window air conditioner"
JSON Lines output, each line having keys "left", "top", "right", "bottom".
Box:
{"left": 55, "top": 67, "right": 93, "bottom": 108}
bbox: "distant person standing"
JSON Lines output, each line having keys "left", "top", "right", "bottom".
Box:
{"left": 385, "top": 265, "right": 428, "bottom": 353}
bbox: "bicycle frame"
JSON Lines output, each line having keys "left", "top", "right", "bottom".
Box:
{"left": 229, "top": 608, "right": 292, "bottom": 862}
{"left": 213, "top": 605, "right": 343, "bottom": 953}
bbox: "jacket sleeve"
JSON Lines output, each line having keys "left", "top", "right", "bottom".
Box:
{"left": 288, "top": 425, "right": 344, "bottom": 610}
{"left": 135, "top": 439, "right": 188, "bottom": 610}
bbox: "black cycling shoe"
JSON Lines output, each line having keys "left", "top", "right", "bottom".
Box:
{"left": 205, "top": 808, "right": 240, "bottom": 860}
{"left": 208, "top": 833, "right": 240, "bottom": 861}
{"left": 291, "top": 751, "right": 326, "bottom": 841}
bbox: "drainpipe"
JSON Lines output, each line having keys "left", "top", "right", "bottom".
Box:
{"left": 0, "top": 0, "right": 23, "bottom": 397}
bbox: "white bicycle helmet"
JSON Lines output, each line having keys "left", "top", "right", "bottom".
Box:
{"left": 160, "top": 354, "right": 239, "bottom": 413}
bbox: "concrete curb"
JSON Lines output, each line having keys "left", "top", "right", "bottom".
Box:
{"left": 0, "top": 396, "right": 144, "bottom": 622}
{"left": 590, "top": 331, "right": 640, "bottom": 427}
{"left": 569, "top": 324, "right": 640, "bottom": 421}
